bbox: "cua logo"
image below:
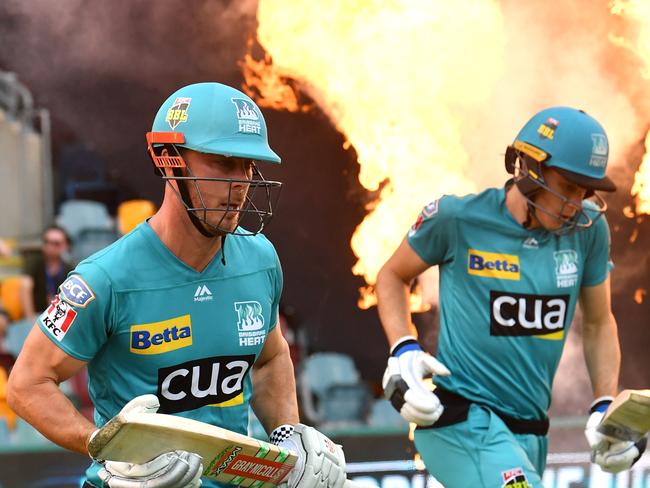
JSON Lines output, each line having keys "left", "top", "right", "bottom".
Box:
{"left": 130, "top": 315, "right": 192, "bottom": 355}
{"left": 468, "top": 249, "right": 521, "bottom": 280}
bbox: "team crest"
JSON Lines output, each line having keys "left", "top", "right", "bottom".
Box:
{"left": 231, "top": 98, "right": 261, "bottom": 135}
{"left": 590, "top": 134, "right": 608, "bottom": 167}
{"left": 234, "top": 301, "right": 266, "bottom": 347}
{"left": 554, "top": 250, "right": 578, "bottom": 288}
{"left": 165, "top": 97, "right": 191, "bottom": 130}
{"left": 501, "top": 467, "right": 532, "bottom": 487}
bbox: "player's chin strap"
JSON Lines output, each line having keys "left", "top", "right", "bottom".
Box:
{"left": 171, "top": 166, "right": 228, "bottom": 266}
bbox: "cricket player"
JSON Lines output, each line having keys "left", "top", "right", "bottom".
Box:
{"left": 7, "top": 82, "right": 348, "bottom": 488}
{"left": 378, "top": 107, "right": 647, "bottom": 487}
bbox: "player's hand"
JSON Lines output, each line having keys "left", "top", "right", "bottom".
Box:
{"left": 271, "top": 424, "right": 346, "bottom": 488}
{"left": 382, "top": 337, "right": 450, "bottom": 426}
{"left": 584, "top": 396, "right": 647, "bottom": 473}
{"left": 92, "top": 394, "right": 203, "bottom": 488}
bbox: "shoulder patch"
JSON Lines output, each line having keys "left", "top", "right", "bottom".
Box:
{"left": 59, "top": 275, "right": 96, "bottom": 308}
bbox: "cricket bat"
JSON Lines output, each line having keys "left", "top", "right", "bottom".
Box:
{"left": 597, "top": 389, "right": 650, "bottom": 442}
{"left": 88, "top": 412, "right": 371, "bottom": 488}
{"left": 88, "top": 412, "right": 296, "bottom": 488}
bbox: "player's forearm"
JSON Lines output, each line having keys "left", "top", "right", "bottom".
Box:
{"left": 376, "top": 266, "right": 417, "bottom": 347}
{"left": 582, "top": 313, "right": 620, "bottom": 398}
{"left": 7, "top": 375, "right": 96, "bottom": 454}
{"left": 251, "top": 340, "right": 299, "bottom": 432}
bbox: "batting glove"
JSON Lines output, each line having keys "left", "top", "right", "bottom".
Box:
{"left": 271, "top": 424, "right": 346, "bottom": 488}
{"left": 382, "top": 336, "right": 451, "bottom": 426}
{"left": 94, "top": 394, "right": 203, "bottom": 488}
{"left": 585, "top": 396, "right": 647, "bottom": 473}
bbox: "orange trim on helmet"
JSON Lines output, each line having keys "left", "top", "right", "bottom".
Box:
{"left": 146, "top": 131, "right": 186, "bottom": 145}
{"left": 146, "top": 131, "right": 186, "bottom": 169}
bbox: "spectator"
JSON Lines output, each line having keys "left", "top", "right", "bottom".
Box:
{"left": 24, "top": 225, "right": 74, "bottom": 313}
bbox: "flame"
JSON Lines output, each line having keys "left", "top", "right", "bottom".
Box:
{"left": 631, "top": 131, "right": 650, "bottom": 215}
{"left": 246, "top": 0, "right": 505, "bottom": 308}
{"left": 634, "top": 288, "right": 646, "bottom": 304}
{"left": 610, "top": 1, "right": 650, "bottom": 215}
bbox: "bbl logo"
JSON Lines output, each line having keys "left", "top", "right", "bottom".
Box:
{"left": 553, "top": 250, "right": 578, "bottom": 288}
{"left": 165, "top": 97, "right": 191, "bottom": 130}
{"left": 537, "top": 117, "right": 559, "bottom": 140}
{"left": 231, "top": 98, "right": 261, "bottom": 135}
{"left": 234, "top": 301, "right": 266, "bottom": 347}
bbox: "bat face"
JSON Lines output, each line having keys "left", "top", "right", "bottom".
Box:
{"left": 88, "top": 412, "right": 297, "bottom": 487}
{"left": 203, "top": 443, "right": 294, "bottom": 486}
{"left": 598, "top": 389, "right": 650, "bottom": 442}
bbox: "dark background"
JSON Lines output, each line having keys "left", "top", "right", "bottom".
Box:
{"left": 0, "top": 0, "right": 648, "bottom": 394}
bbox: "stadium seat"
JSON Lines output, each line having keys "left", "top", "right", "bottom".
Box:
{"left": 56, "top": 199, "right": 115, "bottom": 241}
{"left": 297, "top": 352, "right": 370, "bottom": 425}
{"left": 367, "top": 398, "right": 409, "bottom": 430}
{"left": 320, "top": 383, "right": 371, "bottom": 426}
{"left": 117, "top": 199, "right": 156, "bottom": 235}
{"left": 71, "top": 228, "right": 119, "bottom": 263}
{"left": 4, "top": 318, "right": 33, "bottom": 357}
{"left": 0, "top": 275, "right": 27, "bottom": 321}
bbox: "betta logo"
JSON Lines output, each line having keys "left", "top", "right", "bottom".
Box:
{"left": 468, "top": 249, "right": 520, "bottom": 280}
{"left": 165, "top": 97, "right": 191, "bottom": 130}
{"left": 130, "top": 315, "right": 192, "bottom": 355}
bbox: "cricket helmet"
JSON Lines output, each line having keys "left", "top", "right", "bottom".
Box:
{"left": 504, "top": 106, "right": 616, "bottom": 235}
{"left": 146, "top": 82, "right": 282, "bottom": 238}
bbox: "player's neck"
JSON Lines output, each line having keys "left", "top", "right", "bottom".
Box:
{"left": 505, "top": 183, "right": 540, "bottom": 229}
{"left": 149, "top": 199, "right": 223, "bottom": 272}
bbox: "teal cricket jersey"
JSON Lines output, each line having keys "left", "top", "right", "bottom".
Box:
{"left": 407, "top": 183, "right": 611, "bottom": 421}
{"left": 36, "top": 221, "right": 282, "bottom": 487}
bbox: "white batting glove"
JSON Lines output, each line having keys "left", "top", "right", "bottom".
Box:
{"left": 585, "top": 396, "right": 647, "bottom": 474}
{"left": 382, "top": 337, "right": 451, "bottom": 426}
{"left": 94, "top": 394, "right": 203, "bottom": 488}
{"left": 271, "top": 424, "right": 346, "bottom": 488}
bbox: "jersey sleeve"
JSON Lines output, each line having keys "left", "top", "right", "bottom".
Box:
{"left": 581, "top": 213, "right": 613, "bottom": 287}
{"left": 406, "top": 195, "right": 459, "bottom": 265}
{"left": 36, "top": 261, "right": 114, "bottom": 361}
{"left": 268, "top": 250, "right": 283, "bottom": 331}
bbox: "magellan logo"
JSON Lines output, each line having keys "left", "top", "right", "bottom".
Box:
{"left": 468, "top": 249, "right": 521, "bottom": 280}
{"left": 194, "top": 285, "right": 213, "bottom": 302}
{"left": 490, "top": 291, "right": 569, "bottom": 338}
{"left": 130, "top": 315, "right": 192, "bottom": 355}
{"left": 157, "top": 354, "right": 255, "bottom": 413}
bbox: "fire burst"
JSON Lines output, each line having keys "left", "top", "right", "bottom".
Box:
{"left": 610, "top": 0, "right": 650, "bottom": 215}
{"left": 245, "top": 0, "right": 505, "bottom": 308}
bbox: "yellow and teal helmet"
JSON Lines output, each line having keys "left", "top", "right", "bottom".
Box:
{"left": 505, "top": 106, "right": 616, "bottom": 234}
{"left": 146, "top": 82, "right": 282, "bottom": 237}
